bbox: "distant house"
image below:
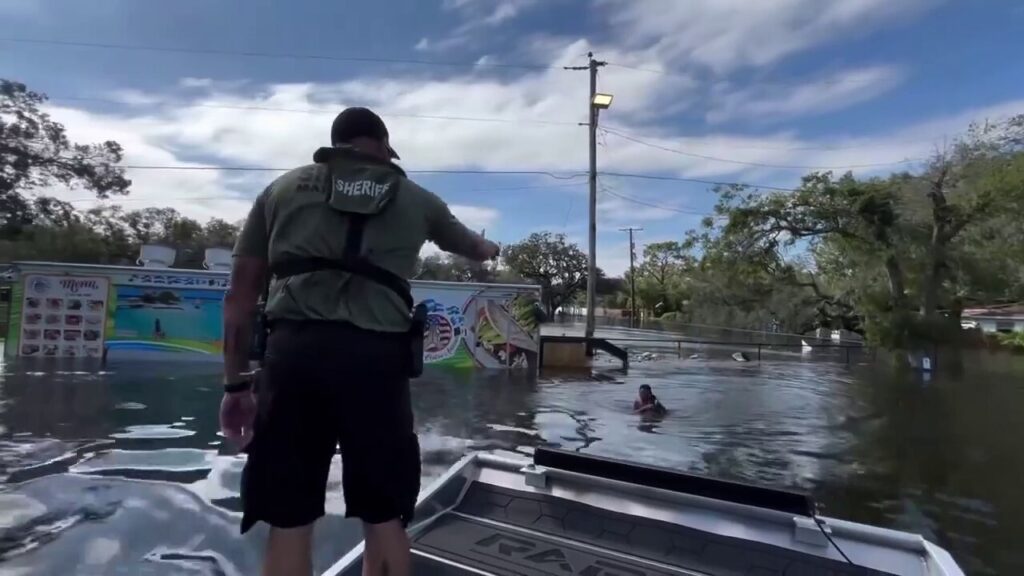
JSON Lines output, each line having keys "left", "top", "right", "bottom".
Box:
{"left": 962, "top": 305, "right": 1024, "bottom": 333}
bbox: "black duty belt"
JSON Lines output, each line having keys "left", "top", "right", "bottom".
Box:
{"left": 267, "top": 212, "right": 414, "bottom": 311}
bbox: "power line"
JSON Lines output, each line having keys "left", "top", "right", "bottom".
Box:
{"left": 63, "top": 181, "right": 587, "bottom": 204}
{"left": 600, "top": 127, "right": 922, "bottom": 170}
{"left": 600, "top": 186, "right": 711, "bottom": 216}
{"left": 113, "top": 163, "right": 797, "bottom": 192}
{"left": 49, "top": 96, "right": 581, "bottom": 127}
{"left": 1, "top": 37, "right": 560, "bottom": 71}
{"left": 602, "top": 123, "right": 943, "bottom": 152}
{"left": 117, "top": 164, "right": 589, "bottom": 179}
{"left": 606, "top": 61, "right": 908, "bottom": 88}
{"left": 599, "top": 171, "right": 797, "bottom": 192}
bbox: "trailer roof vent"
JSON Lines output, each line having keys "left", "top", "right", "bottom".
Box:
{"left": 137, "top": 244, "right": 177, "bottom": 268}
{"left": 203, "top": 247, "right": 233, "bottom": 272}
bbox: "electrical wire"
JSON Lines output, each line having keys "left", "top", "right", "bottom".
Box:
{"left": 111, "top": 163, "right": 800, "bottom": 192}
{"left": 600, "top": 186, "right": 712, "bottom": 217}
{"left": 599, "top": 171, "right": 797, "bottom": 192}
{"left": 1, "top": 37, "right": 559, "bottom": 70}
{"left": 601, "top": 127, "right": 922, "bottom": 170}
{"left": 116, "top": 164, "right": 589, "bottom": 179}
{"left": 63, "top": 181, "right": 587, "bottom": 204}
{"left": 49, "top": 96, "right": 581, "bottom": 127}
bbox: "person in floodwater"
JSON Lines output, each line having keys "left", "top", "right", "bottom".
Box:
{"left": 221, "top": 107, "right": 499, "bottom": 576}
{"left": 633, "top": 384, "right": 667, "bottom": 416}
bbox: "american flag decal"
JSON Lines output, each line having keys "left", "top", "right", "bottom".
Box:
{"left": 424, "top": 313, "right": 454, "bottom": 354}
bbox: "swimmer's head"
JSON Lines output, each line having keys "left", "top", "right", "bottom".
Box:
{"left": 638, "top": 384, "right": 653, "bottom": 401}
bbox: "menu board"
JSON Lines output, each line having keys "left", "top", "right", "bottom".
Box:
{"left": 18, "top": 275, "right": 110, "bottom": 358}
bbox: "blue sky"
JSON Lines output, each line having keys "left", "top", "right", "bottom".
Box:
{"left": 2, "top": 0, "right": 1022, "bottom": 274}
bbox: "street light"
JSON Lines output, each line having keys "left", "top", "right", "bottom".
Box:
{"left": 592, "top": 93, "right": 614, "bottom": 110}
{"left": 584, "top": 80, "right": 613, "bottom": 339}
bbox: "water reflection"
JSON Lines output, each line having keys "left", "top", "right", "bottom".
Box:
{"left": 0, "top": 349, "right": 1021, "bottom": 573}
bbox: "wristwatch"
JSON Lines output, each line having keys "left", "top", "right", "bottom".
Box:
{"left": 224, "top": 379, "right": 252, "bottom": 394}
{"left": 224, "top": 371, "right": 256, "bottom": 394}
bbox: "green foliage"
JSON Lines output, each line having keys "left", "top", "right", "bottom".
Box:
{"left": 686, "top": 114, "right": 1024, "bottom": 350}
{"left": 996, "top": 331, "right": 1024, "bottom": 350}
{"left": 502, "top": 232, "right": 594, "bottom": 318}
{"left": 1, "top": 80, "right": 130, "bottom": 237}
{"left": 415, "top": 253, "right": 518, "bottom": 284}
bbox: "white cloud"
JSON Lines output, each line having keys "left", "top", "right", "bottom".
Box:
{"left": 43, "top": 73, "right": 1022, "bottom": 237}
{"left": 451, "top": 205, "right": 499, "bottom": 232}
{"left": 707, "top": 65, "right": 906, "bottom": 124}
{"left": 179, "top": 77, "right": 214, "bottom": 89}
{"left": 601, "top": 0, "right": 940, "bottom": 73}
{"left": 417, "top": 0, "right": 540, "bottom": 53}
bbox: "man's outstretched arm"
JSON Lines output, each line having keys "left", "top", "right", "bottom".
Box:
{"left": 426, "top": 192, "right": 499, "bottom": 261}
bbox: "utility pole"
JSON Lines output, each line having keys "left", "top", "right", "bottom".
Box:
{"left": 619, "top": 227, "right": 643, "bottom": 327}
{"left": 566, "top": 52, "right": 607, "bottom": 339}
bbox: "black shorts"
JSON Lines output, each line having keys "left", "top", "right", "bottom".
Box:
{"left": 240, "top": 321, "right": 420, "bottom": 534}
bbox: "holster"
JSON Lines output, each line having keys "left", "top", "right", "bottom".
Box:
{"left": 408, "top": 302, "right": 427, "bottom": 378}
{"left": 249, "top": 302, "right": 269, "bottom": 365}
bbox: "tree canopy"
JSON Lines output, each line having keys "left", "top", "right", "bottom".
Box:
{"left": 502, "top": 232, "right": 593, "bottom": 318}
{"left": 614, "top": 115, "right": 1024, "bottom": 348}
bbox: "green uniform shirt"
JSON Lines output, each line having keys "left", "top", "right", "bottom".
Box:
{"left": 233, "top": 146, "right": 481, "bottom": 333}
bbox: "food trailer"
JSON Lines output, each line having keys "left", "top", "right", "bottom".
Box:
{"left": 4, "top": 251, "right": 542, "bottom": 371}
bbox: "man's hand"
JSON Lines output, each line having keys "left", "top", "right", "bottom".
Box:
{"left": 220, "top": 390, "right": 257, "bottom": 449}
{"left": 479, "top": 239, "right": 500, "bottom": 261}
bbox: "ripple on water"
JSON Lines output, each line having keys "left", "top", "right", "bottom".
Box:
{"left": 71, "top": 449, "right": 217, "bottom": 474}
{"left": 110, "top": 425, "right": 196, "bottom": 439}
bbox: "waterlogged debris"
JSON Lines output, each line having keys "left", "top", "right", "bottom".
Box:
{"left": 630, "top": 351, "right": 662, "bottom": 363}
{"left": 110, "top": 425, "right": 195, "bottom": 440}
{"left": 486, "top": 424, "right": 541, "bottom": 436}
{"left": 689, "top": 353, "right": 701, "bottom": 360}
{"left": 732, "top": 352, "right": 750, "bottom": 362}
{"left": 114, "top": 402, "right": 147, "bottom": 410}
{"left": 144, "top": 548, "right": 235, "bottom": 576}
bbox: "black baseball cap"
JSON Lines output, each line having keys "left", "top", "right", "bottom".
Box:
{"left": 330, "top": 107, "right": 400, "bottom": 160}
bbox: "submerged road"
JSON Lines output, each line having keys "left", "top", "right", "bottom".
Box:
{"left": 0, "top": 330, "right": 1020, "bottom": 575}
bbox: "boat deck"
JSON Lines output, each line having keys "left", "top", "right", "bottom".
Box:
{"left": 342, "top": 482, "right": 891, "bottom": 576}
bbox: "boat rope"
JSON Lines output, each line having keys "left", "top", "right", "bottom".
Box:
{"left": 814, "top": 516, "right": 855, "bottom": 565}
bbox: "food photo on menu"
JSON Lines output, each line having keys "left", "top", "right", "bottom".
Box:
{"left": 21, "top": 343, "right": 40, "bottom": 356}
{"left": 65, "top": 314, "right": 83, "bottom": 326}
{"left": 25, "top": 313, "right": 42, "bottom": 325}
{"left": 85, "top": 316, "right": 102, "bottom": 327}
{"left": 46, "top": 298, "right": 63, "bottom": 311}
{"left": 23, "top": 329, "right": 41, "bottom": 341}
{"left": 84, "top": 329, "right": 101, "bottom": 341}
{"left": 45, "top": 314, "right": 61, "bottom": 325}
{"left": 87, "top": 300, "right": 104, "bottom": 312}
{"left": 63, "top": 330, "right": 82, "bottom": 342}
{"left": 66, "top": 299, "right": 84, "bottom": 311}
{"left": 26, "top": 297, "right": 41, "bottom": 309}
{"left": 42, "top": 344, "right": 59, "bottom": 356}
{"left": 84, "top": 345, "right": 102, "bottom": 358}
{"left": 43, "top": 329, "right": 61, "bottom": 341}
{"left": 62, "top": 345, "right": 79, "bottom": 357}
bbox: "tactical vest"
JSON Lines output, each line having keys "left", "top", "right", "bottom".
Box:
{"left": 253, "top": 147, "right": 426, "bottom": 377}
{"left": 268, "top": 147, "right": 413, "bottom": 310}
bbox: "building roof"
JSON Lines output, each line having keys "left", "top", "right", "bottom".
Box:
{"left": 962, "top": 304, "right": 1024, "bottom": 319}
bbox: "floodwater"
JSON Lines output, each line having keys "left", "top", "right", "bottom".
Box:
{"left": 0, "top": 332, "right": 1022, "bottom": 575}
